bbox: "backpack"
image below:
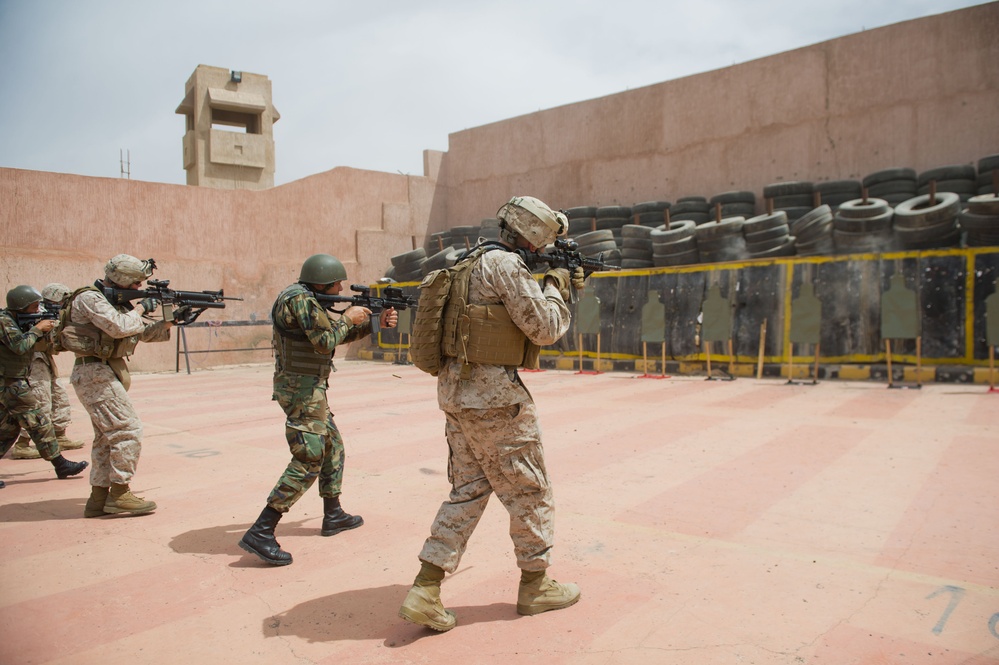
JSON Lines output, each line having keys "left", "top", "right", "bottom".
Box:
{"left": 409, "top": 243, "right": 502, "bottom": 376}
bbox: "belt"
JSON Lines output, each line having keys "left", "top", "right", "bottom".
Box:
{"left": 75, "top": 356, "right": 108, "bottom": 366}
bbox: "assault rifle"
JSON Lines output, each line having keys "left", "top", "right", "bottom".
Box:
{"left": 99, "top": 278, "right": 242, "bottom": 326}
{"left": 15, "top": 305, "right": 59, "bottom": 333}
{"left": 315, "top": 284, "right": 417, "bottom": 339}
{"left": 529, "top": 237, "right": 620, "bottom": 303}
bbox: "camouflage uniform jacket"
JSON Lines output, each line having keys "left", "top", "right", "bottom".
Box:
{"left": 0, "top": 312, "right": 44, "bottom": 377}
{"left": 437, "top": 248, "right": 570, "bottom": 411}
{"left": 272, "top": 285, "right": 371, "bottom": 395}
{"left": 69, "top": 289, "right": 171, "bottom": 357}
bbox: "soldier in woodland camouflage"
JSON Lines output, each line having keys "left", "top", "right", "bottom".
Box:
{"left": 66, "top": 255, "right": 178, "bottom": 517}
{"left": 238, "top": 253, "right": 398, "bottom": 566}
{"left": 11, "top": 283, "right": 86, "bottom": 460}
{"left": 399, "top": 196, "right": 586, "bottom": 632}
{"left": 1, "top": 285, "right": 89, "bottom": 488}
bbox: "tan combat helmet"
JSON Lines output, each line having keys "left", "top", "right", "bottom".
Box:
{"left": 42, "top": 283, "right": 72, "bottom": 304}
{"left": 105, "top": 255, "right": 155, "bottom": 288}
{"left": 496, "top": 196, "right": 567, "bottom": 248}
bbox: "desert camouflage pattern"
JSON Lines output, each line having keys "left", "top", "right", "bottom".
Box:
{"left": 437, "top": 249, "right": 570, "bottom": 411}
{"left": 28, "top": 353, "right": 71, "bottom": 432}
{"left": 420, "top": 247, "right": 569, "bottom": 573}
{"left": 68, "top": 288, "right": 170, "bottom": 486}
{"left": 265, "top": 285, "right": 370, "bottom": 513}
{"left": 72, "top": 362, "right": 142, "bottom": 485}
{"left": 419, "top": 401, "right": 553, "bottom": 572}
{"left": 104, "top": 254, "right": 154, "bottom": 288}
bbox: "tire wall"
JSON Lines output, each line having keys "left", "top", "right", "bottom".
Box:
{"left": 430, "top": 4, "right": 999, "bottom": 233}
{"left": 378, "top": 248, "right": 999, "bottom": 366}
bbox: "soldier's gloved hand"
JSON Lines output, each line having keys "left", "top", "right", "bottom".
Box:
{"left": 171, "top": 305, "right": 196, "bottom": 325}
{"left": 570, "top": 266, "right": 586, "bottom": 292}
{"left": 544, "top": 268, "right": 572, "bottom": 301}
{"left": 139, "top": 297, "right": 159, "bottom": 314}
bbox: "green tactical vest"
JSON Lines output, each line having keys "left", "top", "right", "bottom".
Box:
{"left": 0, "top": 311, "right": 34, "bottom": 378}
{"left": 271, "top": 284, "right": 334, "bottom": 379}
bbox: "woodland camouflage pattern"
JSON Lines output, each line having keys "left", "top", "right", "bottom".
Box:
{"left": 0, "top": 312, "right": 59, "bottom": 459}
{"left": 266, "top": 287, "right": 370, "bottom": 512}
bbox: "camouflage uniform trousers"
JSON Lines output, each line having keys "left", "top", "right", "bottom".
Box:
{"left": 419, "top": 399, "right": 554, "bottom": 573}
{"left": 266, "top": 374, "right": 346, "bottom": 513}
{"left": 0, "top": 377, "right": 60, "bottom": 460}
{"left": 28, "top": 356, "right": 71, "bottom": 433}
{"left": 70, "top": 362, "right": 142, "bottom": 486}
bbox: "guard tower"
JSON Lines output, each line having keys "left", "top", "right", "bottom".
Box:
{"left": 175, "top": 65, "right": 280, "bottom": 189}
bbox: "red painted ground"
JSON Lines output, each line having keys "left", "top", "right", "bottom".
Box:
{"left": 1, "top": 362, "right": 997, "bottom": 664}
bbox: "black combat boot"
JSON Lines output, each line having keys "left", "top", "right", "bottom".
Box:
{"left": 239, "top": 506, "right": 293, "bottom": 566}
{"left": 321, "top": 496, "right": 363, "bottom": 537}
{"left": 51, "top": 455, "right": 88, "bottom": 479}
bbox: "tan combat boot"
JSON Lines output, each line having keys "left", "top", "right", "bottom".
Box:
{"left": 398, "top": 561, "right": 456, "bottom": 632}
{"left": 517, "top": 570, "right": 581, "bottom": 616}
{"left": 11, "top": 434, "right": 41, "bottom": 459}
{"left": 55, "top": 430, "right": 85, "bottom": 450}
{"left": 104, "top": 483, "right": 157, "bottom": 515}
{"left": 84, "top": 486, "right": 111, "bottom": 518}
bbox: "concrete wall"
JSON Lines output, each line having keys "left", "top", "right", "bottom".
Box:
{"left": 431, "top": 3, "right": 999, "bottom": 230}
{"left": 0, "top": 164, "right": 434, "bottom": 373}
{"left": 2, "top": 5, "right": 996, "bottom": 374}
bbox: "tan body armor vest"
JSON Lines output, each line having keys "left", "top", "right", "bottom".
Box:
{"left": 272, "top": 284, "right": 334, "bottom": 379}
{"left": 59, "top": 285, "right": 140, "bottom": 360}
{"left": 440, "top": 245, "right": 540, "bottom": 370}
{"left": 0, "top": 311, "right": 33, "bottom": 378}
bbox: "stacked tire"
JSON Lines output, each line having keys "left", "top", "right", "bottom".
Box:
{"left": 709, "top": 191, "right": 756, "bottom": 220}
{"left": 977, "top": 154, "right": 999, "bottom": 195}
{"left": 478, "top": 218, "right": 501, "bottom": 242}
{"left": 833, "top": 198, "right": 894, "bottom": 254}
{"left": 390, "top": 247, "right": 428, "bottom": 282}
{"left": 892, "top": 192, "right": 962, "bottom": 250}
{"left": 449, "top": 225, "right": 480, "bottom": 251}
{"left": 595, "top": 206, "right": 632, "bottom": 246}
{"left": 422, "top": 245, "right": 460, "bottom": 276}
{"left": 670, "top": 197, "right": 711, "bottom": 225}
{"left": 917, "top": 165, "right": 977, "bottom": 203}
{"left": 574, "top": 230, "right": 621, "bottom": 266}
{"left": 565, "top": 206, "right": 597, "bottom": 237}
{"left": 743, "top": 211, "right": 795, "bottom": 258}
{"left": 619, "top": 224, "right": 654, "bottom": 269}
{"left": 695, "top": 217, "right": 747, "bottom": 263}
{"left": 815, "top": 180, "right": 862, "bottom": 212}
{"left": 862, "top": 168, "right": 917, "bottom": 207}
{"left": 763, "top": 181, "right": 814, "bottom": 224}
{"left": 787, "top": 205, "right": 833, "bottom": 257}
{"left": 631, "top": 201, "right": 671, "bottom": 228}
{"left": 426, "top": 231, "right": 450, "bottom": 255}
{"left": 960, "top": 194, "right": 999, "bottom": 247}
{"left": 651, "top": 220, "right": 698, "bottom": 267}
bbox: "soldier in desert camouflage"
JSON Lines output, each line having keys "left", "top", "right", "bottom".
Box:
{"left": 64, "top": 255, "right": 178, "bottom": 517}
{"left": 1, "top": 285, "right": 89, "bottom": 488}
{"left": 238, "top": 253, "right": 398, "bottom": 566}
{"left": 399, "top": 196, "right": 586, "bottom": 632}
{"left": 10, "top": 283, "right": 86, "bottom": 461}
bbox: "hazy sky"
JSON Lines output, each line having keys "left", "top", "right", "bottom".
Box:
{"left": 0, "top": 0, "right": 988, "bottom": 186}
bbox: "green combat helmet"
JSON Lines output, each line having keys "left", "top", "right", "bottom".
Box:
{"left": 299, "top": 254, "right": 347, "bottom": 286}
{"left": 6, "top": 285, "right": 43, "bottom": 312}
{"left": 105, "top": 254, "right": 155, "bottom": 288}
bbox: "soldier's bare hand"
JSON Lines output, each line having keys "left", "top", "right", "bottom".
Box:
{"left": 34, "top": 319, "right": 57, "bottom": 333}
{"left": 380, "top": 307, "right": 398, "bottom": 329}
{"left": 343, "top": 305, "right": 371, "bottom": 326}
